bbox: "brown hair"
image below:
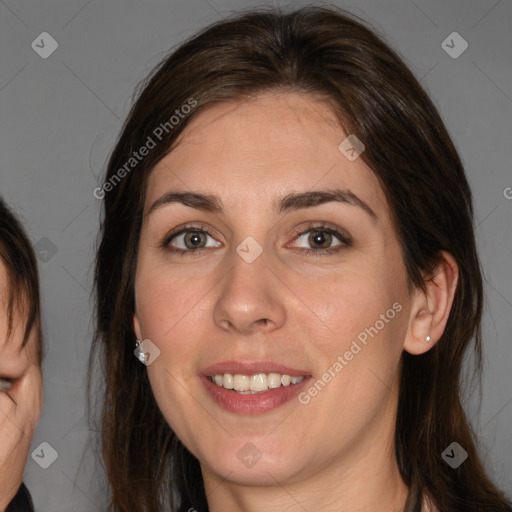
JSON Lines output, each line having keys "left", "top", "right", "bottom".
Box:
{"left": 90, "top": 5, "right": 512, "bottom": 511}
{"left": 0, "top": 197, "right": 42, "bottom": 362}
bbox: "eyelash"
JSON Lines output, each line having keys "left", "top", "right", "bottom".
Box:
{"left": 159, "top": 222, "right": 352, "bottom": 257}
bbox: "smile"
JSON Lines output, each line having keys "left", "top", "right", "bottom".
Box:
{"left": 207, "top": 373, "right": 306, "bottom": 393}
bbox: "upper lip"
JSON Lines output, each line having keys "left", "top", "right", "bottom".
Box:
{"left": 201, "top": 360, "right": 310, "bottom": 377}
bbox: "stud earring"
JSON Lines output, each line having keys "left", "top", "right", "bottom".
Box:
{"left": 134, "top": 339, "right": 147, "bottom": 364}
{"left": 425, "top": 335, "right": 432, "bottom": 343}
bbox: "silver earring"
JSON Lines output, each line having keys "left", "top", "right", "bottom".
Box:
{"left": 425, "top": 335, "right": 432, "bottom": 343}
{"left": 134, "top": 339, "right": 147, "bottom": 364}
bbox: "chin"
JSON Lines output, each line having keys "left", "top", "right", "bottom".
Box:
{"left": 198, "top": 441, "right": 307, "bottom": 487}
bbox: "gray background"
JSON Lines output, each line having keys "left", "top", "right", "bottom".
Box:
{"left": 1, "top": 0, "right": 511, "bottom": 510}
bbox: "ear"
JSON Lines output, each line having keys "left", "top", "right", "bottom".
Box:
{"left": 403, "top": 251, "right": 459, "bottom": 355}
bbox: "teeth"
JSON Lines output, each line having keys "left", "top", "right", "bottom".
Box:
{"left": 268, "top": 373, "right": 281, "bottom": 388}
{"left": 233, "top": 374, "right": 250, "bottom": 391}
{"left": 208, "top": 372, "right": 305, "bottom": 393}
{"left": 250, "top": 373, "right": 268, "bottom": 392}
{"left": 222, "top": 373, "right": 234, "bottom": 389}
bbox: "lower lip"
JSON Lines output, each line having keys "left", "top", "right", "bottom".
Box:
{"left": 201, "top": 376, "right": 311, "bottom": 415}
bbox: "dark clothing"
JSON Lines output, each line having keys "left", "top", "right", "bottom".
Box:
{"left": 5, "top": 483, "right": 34, "bottom": 512}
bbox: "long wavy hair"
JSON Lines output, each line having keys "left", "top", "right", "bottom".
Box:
{"left": 89, "top": 6, "right": 512, "bottom": 511}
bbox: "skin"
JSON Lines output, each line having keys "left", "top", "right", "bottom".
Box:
{"left": 0, "top": 261, "right": 42, "bottom": 509}
{"left": 133, "top": 91, "right": 457, "bottom": 512}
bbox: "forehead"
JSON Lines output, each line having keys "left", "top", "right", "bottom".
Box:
{"left": 145, "top": 92, "right": 388, "bottom": 218}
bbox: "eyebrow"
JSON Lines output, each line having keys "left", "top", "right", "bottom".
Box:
{"left": 147, "top": 188, "right": 377, "bottom": 220}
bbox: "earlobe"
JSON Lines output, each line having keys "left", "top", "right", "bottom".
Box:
{"left": 403, "top": 251, "right": 458, "bottom": 356}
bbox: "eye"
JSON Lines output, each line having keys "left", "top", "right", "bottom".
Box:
{"left": 160, "top": 222, "right": 351, "bottom": 257}
{"left": 289, "top": 223, "right": 352, "bottom": 256}
{"left": 0, "top": 377, "right": 14, "bottom": 392}
{"left": 161, "top": 224, "right": 222, "bottom": 255}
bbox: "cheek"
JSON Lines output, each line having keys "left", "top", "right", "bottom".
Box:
{"left": 298, "top": 266, "right": 407, "bottom": 402}
{"left": 302, "top": 265, "right": 402, "bottom": 346}
{"left": 135, "top": 264, "right": 203, "bottom": 340}
{"left": 134, "top": 270, "right": 206, "bottom": 406}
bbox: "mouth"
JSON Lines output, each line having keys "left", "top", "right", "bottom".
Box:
{"left": 200, "top": 361, "right": 311, "bottom": 414}
{"left": 206, "top": 372, "right": 306, "bottom": 393}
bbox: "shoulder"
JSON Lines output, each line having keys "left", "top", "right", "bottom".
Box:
{"left": 5, "top": 483, "right": 35, "bottom": 512}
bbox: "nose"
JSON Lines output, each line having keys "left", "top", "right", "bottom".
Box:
{"left": 212, "top": 249, "right": 286, "bottom": 336}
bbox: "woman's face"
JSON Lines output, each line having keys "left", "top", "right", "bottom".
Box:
{"left": 133, "top": 92, "right": 415, "bottom": 487}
